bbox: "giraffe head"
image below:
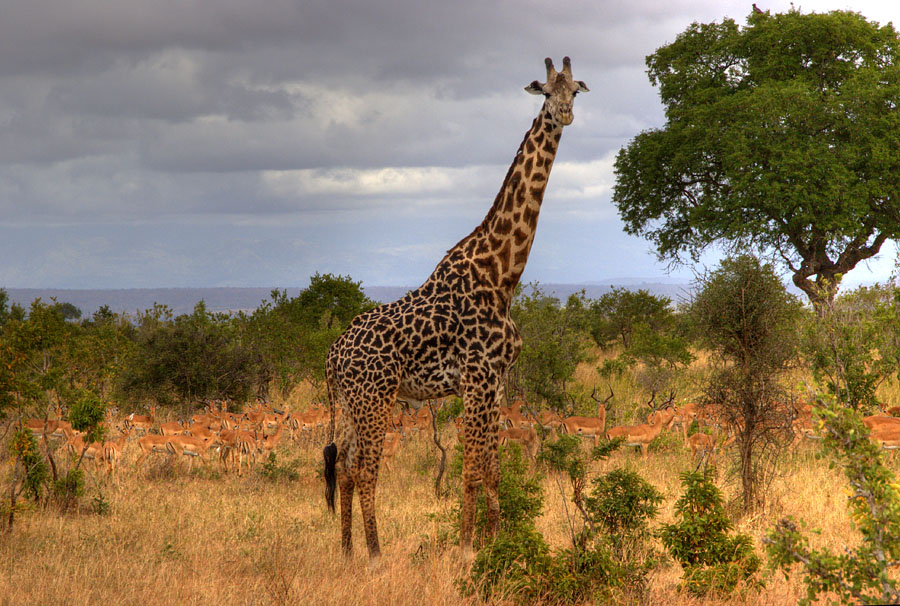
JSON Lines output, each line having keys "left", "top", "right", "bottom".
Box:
{"left": 525, "top": 56, "right": 589, "bottom": 126}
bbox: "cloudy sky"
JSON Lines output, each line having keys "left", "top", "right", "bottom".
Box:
{"left": 1, "top": 0, "right": 897, "bottom": 291}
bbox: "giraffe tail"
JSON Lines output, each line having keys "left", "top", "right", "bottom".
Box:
{"left": 323, "top": 442, "right": 337, "bottom": 513}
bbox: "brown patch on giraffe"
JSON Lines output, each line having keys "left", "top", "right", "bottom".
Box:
{"left": 494, "top": 217, "right": 513, "bottom": 236}
{"left": 514, "top": 248, "right": 528, "bottom": 266}
{"left": 513, "top": 228, "right": 528, "bottom": 246}
{"left": 498, "top": 240, "right": 511, "bottom": 275}
{"left": 522, "top": 206, "right": 537, "bottom": 229}
{"left": 532, "top": 173, "right": 547, "bottom": 182}
{"left": 523, "top": 157, "right": 533, "bottom": 178}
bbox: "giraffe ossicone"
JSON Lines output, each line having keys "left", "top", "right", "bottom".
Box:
{"left": 323, "top": 57, "right": 589, "bottom": 561}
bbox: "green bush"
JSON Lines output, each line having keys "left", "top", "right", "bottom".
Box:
{"left": 448, "top": 443, "right": 543, "bottom": 548}
{"left": 464, "top": 435, "right": 662, "bottom": 605}
{"left": 659, "top": 469, "right": 761, "bottom": 597}
{"left": 586, "top": 467, "right": 663, "bottom": 558}
{"left": 764, "top": 397, "right": 900, "bottom": 605}
{"left": 9, "top": 428, "right": 48, "bottom": 502}
{"left": 259, "top": 452, "right": 300, "bottom": 483}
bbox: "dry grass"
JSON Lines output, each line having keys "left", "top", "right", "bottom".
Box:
{"left": 0, "top": 417, "right": 884, "bottom": 606}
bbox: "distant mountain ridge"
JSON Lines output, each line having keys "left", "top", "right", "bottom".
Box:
{"left": 5, "top": 281, "right": 693, "bottom": 317}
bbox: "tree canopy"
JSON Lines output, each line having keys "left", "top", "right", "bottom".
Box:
{"left": 613, "top": 8, "right": 900, "bottom": 305}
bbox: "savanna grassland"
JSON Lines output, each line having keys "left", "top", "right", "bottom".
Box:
{"left": 2, "top": 355, "right": 895, "bottom": 606}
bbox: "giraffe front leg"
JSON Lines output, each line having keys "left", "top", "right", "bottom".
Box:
{"left": 481, "top": 430, "right": 500, "bottom": 540}
{"left": 357, "top": 463, "right": 381, "bottom": 564}
{"left": 459, "top": 436, "right": 482, "bottom": 558}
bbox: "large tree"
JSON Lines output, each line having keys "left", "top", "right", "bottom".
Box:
{"left": 614, "top": 9, "right": 900, "bottom": 306}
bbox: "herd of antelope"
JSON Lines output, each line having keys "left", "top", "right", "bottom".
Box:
{"left": 22, "top": 401, "right": 334, "bottom": 478}
{"left": 20, "top": 393, "right": 900, "bottom": 482}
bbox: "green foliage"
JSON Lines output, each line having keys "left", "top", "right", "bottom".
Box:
{"left": 54, "top": 301, "right": 81, "bottom": 321}
{"left": 120, "top": 301, "right": 260, "bottom": 405}
{"left": 804, "top": 281, "right": 900, "bottom": 410}
{"left": 764, "top": 397, "right": 900, "bottom": 605}
{"left": 590, "top": 287, "right": 673, "bottom": 349}
{"left": 67, "top": 388, "right": 107, "bottom": 444}
{"left": 462, "top": 438, "right": 658, "bottom": 605}
{"left": 691, "top": 255, "right": 800, "bottom": 510}
{"left": 247, "top": 274, "right": 377, "bottom": 398}
{"left": 0, "top": 288, "right": 9, "bottom": 327}
{"left": 660, "top": 469, "right": 762, "bottom": 597}
{"left": 614, "top": 8, "right": 900, "bottom": 304}
{"left": 1, "top": 298, "right": 72, "bottom": 410}
{"left": 51, "top": 468, "right": 85, "bottom": 509}
{"left": 465, "top": 526, "right": 554, "bottom": 602}
{"left": 469, "top": 444, "right": 544, "bottom": 545}
{"left": 259, "top": 452, "right": 300, "bottom": 483}
{"left": 508, "top": 285, "right": 592, "bottom": 411}
{"left": 9, "top": 428, "right": 49, "bottom": 502}
{"left": 585, "top": 468, "right": 663, "bottom": 557}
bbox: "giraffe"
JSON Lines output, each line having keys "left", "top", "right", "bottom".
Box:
{"left": 323, "top": 57, "right": 589, "bottom": 562}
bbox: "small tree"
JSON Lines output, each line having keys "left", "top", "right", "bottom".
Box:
{"left": 691, "top": 255, "right": 801, "bottom": 511}
{"left": 590, "top": 287, "right": 674, "bottom": 349}
{"left": 804, "top": 281, "right": 900, "bottom": 410}
{"left": 660, "top": 469, "right": 761, "bottom": 596}
{"left": 4, "top": 428, "right": 49, "bottom": 532}
{"left": 508, "top": 285, "right": 592, "bottom": 412}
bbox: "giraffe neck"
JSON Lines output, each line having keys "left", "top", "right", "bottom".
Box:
{"left": 449, "top": 105, "right": 563, "bottom": 305}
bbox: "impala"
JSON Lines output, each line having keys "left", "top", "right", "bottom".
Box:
{"left": 382, "top": 431, "right": 403, "bottom": 470}
{"left": 102, "top": 427, "right": 132, "bottom": 476}
{"left": 499, "top": 426, "right": 538, "bottom": 458}
{"left": 217, "top": 429, "right": 239, "bottom": 471}
{"left": 863, "top": 414, "right": 900, "bottom": 434}
{"left": 166, "top": 435, "right": 217, "bottom": 469}
{"left": 504, "top": 411, "right": 534, "bottom": 430}
{"left": 185, "top": 425, "right": 215, "bottom": 440}
{"left": 124, "top": 405, "right": 156, "bottom": 434}
{"left": 673, "top": 402, "right": 699, "bottom": 443}
{"left": 561, "top": 415, "right": 607, "bottom": 447}
{"left": 25, "top": 418, "right": 60, "bottom": 439}
{"left": 260, "top": 423, "right": 284, "bottom": 460}
{"left": 134, "top": 433, "right": 176, "bottom": 469}
{"left": 687, "top": 426, "right": 733, "bottom": 459}
{"left": 234, "top": 431, "right": 261, "bottom": 476}
{"left": 605, "top": 408, "right": 669, "bottom": 459}
{"left": 159, "top": 420, "right": 188, "bottom": 436}
{"left": 870, "top": 425, "right": 900, "bottom": 461}
{"left": 66, "top": 429, "right": 104, "bottom": 470}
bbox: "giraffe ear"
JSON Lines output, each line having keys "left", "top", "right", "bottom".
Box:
{"left": 525, "top": 80, "right": 545, "bottom": 95}
{"left": 576, "top": 80, "right": 590, "bottom": 93}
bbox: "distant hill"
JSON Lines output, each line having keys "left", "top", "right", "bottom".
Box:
{"left": 4, "top": 281, "right": 694, "bottom": 318}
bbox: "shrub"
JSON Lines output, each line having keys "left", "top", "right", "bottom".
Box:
{"left": 764, "top": 397, "right": 900, "bottom": 605}
{"left": 259, "top": 452, "right": 300, "bottom": 483}
{"left": 659, "top": 468, "right": 761, "bottom": 597}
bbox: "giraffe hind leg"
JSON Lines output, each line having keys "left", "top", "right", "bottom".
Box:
{"left": 339, "top": 471, "right": 355, "bottom": 557}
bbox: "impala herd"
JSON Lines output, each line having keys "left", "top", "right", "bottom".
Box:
{"left": 18, "top": 392, "right": 900, "bottom": 483}
{"left": 23, "top": 401, "right": 316, "bottom": 478}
